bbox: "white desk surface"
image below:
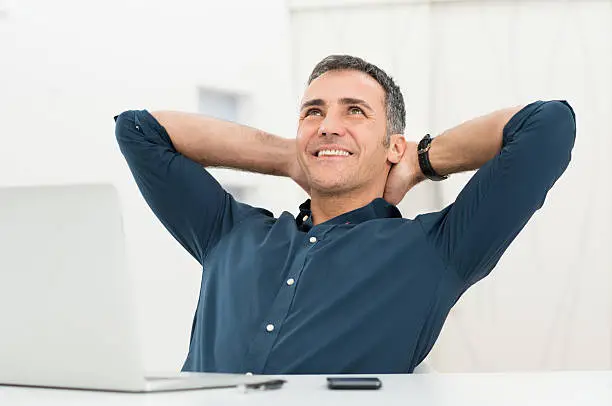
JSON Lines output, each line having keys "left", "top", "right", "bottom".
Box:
{"left": 1, "top": 371, "right": 611, "bottom": 406}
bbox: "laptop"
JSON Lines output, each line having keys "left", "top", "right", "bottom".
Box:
{"left": 0, "top": 183, "right": 276, "bottom": 392}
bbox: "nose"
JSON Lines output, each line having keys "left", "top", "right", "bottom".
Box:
{"left": 318, "top": 112, "right": 346, "bottom": 137}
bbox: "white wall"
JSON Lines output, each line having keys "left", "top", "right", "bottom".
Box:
{"left": 0, "top": 0, "right": 299, "bottom": 372}
{"left": 290, "top": 0, "right": 612, "bottom": 372}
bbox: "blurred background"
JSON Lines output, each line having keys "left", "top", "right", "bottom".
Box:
{"left": 1, "top": 0, "right": 610, "bottom": 373}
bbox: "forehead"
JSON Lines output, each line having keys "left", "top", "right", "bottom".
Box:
{"left": 302, "top": 69, "right": 385, "bottom": 109}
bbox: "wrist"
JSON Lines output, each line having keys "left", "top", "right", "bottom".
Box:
{"left": 412, "top": 148, "right": 427, "bottom": 184}
{"left": 417, "top": 134, "right": 448, "bottom": 181}
{"left": 282, "top": 139, "right": 299, "bottom": 178}
{"left": 284, "top": 140, "right": 310, "bottom": 194}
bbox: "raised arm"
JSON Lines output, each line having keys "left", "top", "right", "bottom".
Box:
{"left": 114, "top": 110, "right": 299, "bottom": 264}
{"left": 151, "top": 111, "right": 295, "bottom": 174}
{"left": 424, "top": 105, "right": 524, "bottom": 175}
{"left": 413, "top": 100, "right": 576, "bottom": 285}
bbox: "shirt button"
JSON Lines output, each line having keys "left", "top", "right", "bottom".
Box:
{"left": 309, "top": 236, "right": 317, "bottom": 243}
{"left": 286, "top": 278, "right": 295, "bottom": 286}
{"left": 302, "top": 215, "right": 309, "bottom": 222}
{"left": 266, "top": 324, "right": 275, "bottom": 332}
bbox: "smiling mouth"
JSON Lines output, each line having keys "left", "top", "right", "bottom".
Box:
{"left": 314, "top": 149, "right": 353, "bottom": 158}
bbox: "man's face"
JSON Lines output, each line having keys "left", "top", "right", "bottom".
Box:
{"left": 296, "top": 69, "right": 394, "bottom": 195}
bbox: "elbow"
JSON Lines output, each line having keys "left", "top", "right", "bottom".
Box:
{"left": 113, "top": 110, "right": 148, "bottom": 164}
{"left": 114, "top": 110, "right": 141, "bottom": 147}
{"left": 537, "top": 100, "right": 577, "bottom": 169}
{"left": 114, "top": 110, "right": 129, "bottom": 143}
{"left": 544, "top": 100, "right": 576, "bottom": 149}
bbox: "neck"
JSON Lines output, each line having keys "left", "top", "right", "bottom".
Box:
{"left": 309, "top": 187, "right": 383, "bottom": 225}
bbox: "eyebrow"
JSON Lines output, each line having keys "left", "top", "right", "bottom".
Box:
{"left": 300, "top": 97, "right": 375, "bottom": 112}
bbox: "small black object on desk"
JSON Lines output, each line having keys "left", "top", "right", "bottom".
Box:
{"left": 327, "top": 377, "right": 382, "bottom": 390}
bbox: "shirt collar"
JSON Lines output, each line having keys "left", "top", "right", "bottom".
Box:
{"left": 296, "top": 198, "right": 401, "bottom": 231}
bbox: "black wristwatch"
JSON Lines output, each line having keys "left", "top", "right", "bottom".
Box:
{"left": 417, "top": 134, "right": 448, "bottom": 181}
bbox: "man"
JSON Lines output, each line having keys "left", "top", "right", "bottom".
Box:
{"left": 115, "top": 55, "right": 575, "bottom": 374}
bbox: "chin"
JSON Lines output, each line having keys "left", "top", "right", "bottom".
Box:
{"left": 310, "top": 179, "right": 355, "bottom": 195}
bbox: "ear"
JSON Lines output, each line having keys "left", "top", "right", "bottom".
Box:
{"left": 386, "top": 134, "right": 407, "bottom": 164}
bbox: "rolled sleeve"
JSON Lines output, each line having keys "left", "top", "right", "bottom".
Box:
{"left": 114, "top": 110, "right": 265, "bottom": 265}
{"left": 417, "top": 100, "right": 576, "bottom": 285}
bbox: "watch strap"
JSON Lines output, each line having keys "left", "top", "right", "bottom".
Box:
{"left": 417, "top": 134, "right": 448, "bottom": 181}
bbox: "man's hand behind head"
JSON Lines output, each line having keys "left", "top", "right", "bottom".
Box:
{"left": 383, "top": 141, "right": 424, "bottom": 205}
{"left": 288, "top": 154, "right": 310, "bottom": 196}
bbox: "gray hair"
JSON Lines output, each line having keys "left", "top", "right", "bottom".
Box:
{"left": 307, "top": 55, "right": 406, "bottom": 147}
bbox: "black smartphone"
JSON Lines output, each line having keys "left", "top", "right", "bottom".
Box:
{"left": 326, "top": 377, "right": 382, "bottom": 390}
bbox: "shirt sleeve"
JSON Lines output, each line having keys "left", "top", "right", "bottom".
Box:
{"left": 416, "top": 100, "right": 576, "bottom": 286}
{"left": 114, "top": 110, "right": 271, "bottom": 265}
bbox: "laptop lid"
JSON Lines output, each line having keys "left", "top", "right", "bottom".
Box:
{"left": 0, "top": 183, "right": 146, "bottom": 391}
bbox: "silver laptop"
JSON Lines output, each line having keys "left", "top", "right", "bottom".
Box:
{"left": 0, "top": 183, "right": 274, "bottom": 392}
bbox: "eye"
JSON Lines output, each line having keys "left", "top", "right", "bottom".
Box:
{"left": 305, "top": 108, "right": 322, "bottom": 117}
{"left": 348, "top": 106, "right": 365, "bottom": 115}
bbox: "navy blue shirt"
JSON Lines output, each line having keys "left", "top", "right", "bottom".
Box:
{"left": 115, "top": 100, "right": 575, "bottom": 374}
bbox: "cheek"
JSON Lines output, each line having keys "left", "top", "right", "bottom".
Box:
{"left": 299, "top": 119, "right": 319, "bottom": 136}
{"left": 358, "top": 142, "right": 388, "bottom": 169}
{"left": 297, "top": 122, "right": 319, "bottom": 148}
{"left": 296, "top": 138, "right": 310, "bottom": 161}
{"left": 295, "top": 133, "right": 313, "bottom": 167}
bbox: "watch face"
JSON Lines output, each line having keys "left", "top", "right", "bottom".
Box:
{"left": 418, "top": 135, "right": 432, "bottom": 153}
{"left": 417, "top": 143, "right": 431, "bottom": 154}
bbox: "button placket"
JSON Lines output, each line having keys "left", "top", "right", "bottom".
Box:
{"left": 242, "top": 231, "right": 319, "bottom": 373}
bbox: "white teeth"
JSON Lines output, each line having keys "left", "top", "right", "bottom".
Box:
{"left": 317, "top": 149, "right": 350, "bottom": 157}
